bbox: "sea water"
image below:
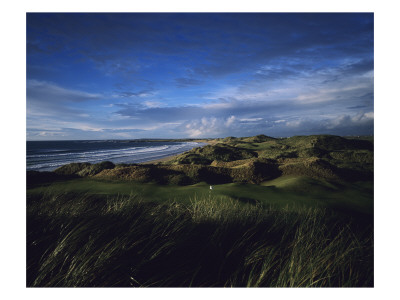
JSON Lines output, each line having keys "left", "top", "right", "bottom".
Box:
{"left": 27, "top": 140, "right": 205, "bottom": 171}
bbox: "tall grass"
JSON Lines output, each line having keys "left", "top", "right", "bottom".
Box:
{"left": 27, "top": 191, "right": 373, "bottom": 287}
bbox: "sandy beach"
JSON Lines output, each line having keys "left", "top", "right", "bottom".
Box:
{"left": 140, "top": 154, "right": 178, "bottom": 164}
{"left": 140, "top": 140, "right": 212, "bottom": 164}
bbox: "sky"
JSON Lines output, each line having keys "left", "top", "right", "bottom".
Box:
{"left": 26, "top": 13, "right": 374, "bottom": 140}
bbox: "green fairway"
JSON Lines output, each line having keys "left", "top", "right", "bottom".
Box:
{"left": 27, "top": 175, "right": 373, "bottom": 215}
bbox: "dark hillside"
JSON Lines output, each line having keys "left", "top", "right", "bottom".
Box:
{"left": 169, "top": 143, "right": 258, "bottom": 165}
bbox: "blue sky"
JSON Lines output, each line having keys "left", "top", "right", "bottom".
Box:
{"left": 26, "top": 13, "right": 373, "bottom": 140}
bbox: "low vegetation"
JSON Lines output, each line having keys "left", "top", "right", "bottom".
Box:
{"left": 26, "top": 134, "right": 374, "bottom": 287}
{"left": 28, "top": 134, "right": 372, "bottom": 186}
{"left": 27, "top": 192, "right": 373, "bottom": 287}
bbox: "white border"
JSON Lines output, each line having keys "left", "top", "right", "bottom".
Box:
{"left": 2, "top": 0, "right": 399, "bottom": 299}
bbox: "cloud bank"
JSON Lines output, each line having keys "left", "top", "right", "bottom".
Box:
{"left": 27, "top": 13, "right": 373, "bottom": 140}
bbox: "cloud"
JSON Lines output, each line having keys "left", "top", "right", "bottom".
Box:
{"left": 27, "top": 126, "right": 149, "bottom": 140}
{"left": 180, "top": 111, "right": 374, "bottom": 138}
{"left": 225, "top": 115, "right": 236, "bottom": 126}
{"left": 27, "top": 13, "right": 373, "bottom": 80}
{"left": 27, "top": 80, "right": 101, "bottom": 104}
{"left": 240, "top": 118, "right": 263, "bottom": 122}
{"left": 183, "top": 116, "right": 240, "bottom": 138}
{"left": 112, "top": 92, "right": 374, "bottom": 138}
{"left": 26, "top": 80, "right": 107, "bottom": 134}
{"left": 117, "top": 90, "right": 153, "bottom": 98}
{"left": 143, "top": 101, "right": 164, "bottom": 108}
{"left": 175, "top": 77, "right": 203, "bottom": 87}
{"left": 26, "top": 14, "right": 374, "bottom": 140}
{"left": 326, "top": 111, "right": 374, "bottom": 129}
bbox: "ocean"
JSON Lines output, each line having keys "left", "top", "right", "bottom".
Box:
{"left": 27, "top": 140, "right": 205, "bottom": 171}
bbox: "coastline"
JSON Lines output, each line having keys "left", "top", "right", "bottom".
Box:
{"left": 140, "top": 154, "right": 178, "bottom": 164}
{"left": 27, "top": 140, "right": 211, "bottom": 171}
{"left": 140, "top": 140, "right": 212, "bottom": 164}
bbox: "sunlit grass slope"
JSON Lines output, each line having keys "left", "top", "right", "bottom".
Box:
{"left": 27, "top": 175, "right": 373, "bottom": 215}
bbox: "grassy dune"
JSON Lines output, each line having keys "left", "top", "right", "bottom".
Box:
{"left": 27, "top": 175, "right": 373, "bottom": 214}
{"left": 26, "top": 134, "right": 374, "bottom": 287}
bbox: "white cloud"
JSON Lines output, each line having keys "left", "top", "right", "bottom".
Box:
{"left": 143, "top": 101, "right": 164, "bottom": 108}
{"left": 240, "top": 117, "right": 263, "bottom": 122}
{"left": 283, "top": 112, "right": 374, "bottom": 135}
{"left": 184, "top": 116, "right": 239, "bottom": 138}
{"left": 203, "top": 57, "right": 373, "bottom": 111}
{"left": 225, "top": 115, "right": 236, "bottom": 126}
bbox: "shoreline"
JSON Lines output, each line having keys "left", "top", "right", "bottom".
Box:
{"left": 27, "top": 140, "right": 211, "bottom": 171}
{"left": 140, "top": 141, "right": 212, "bottom": 165}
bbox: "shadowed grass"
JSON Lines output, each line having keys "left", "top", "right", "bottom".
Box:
{"left": 27, "top": 191, "right": 373, "bottom": 287}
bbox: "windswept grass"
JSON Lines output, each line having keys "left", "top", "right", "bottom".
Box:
{"left": 27, "top": 191, "right": 373, "bottom": 287}
{"left": 27, "top": 134, "right": 373, "bottom": 287}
